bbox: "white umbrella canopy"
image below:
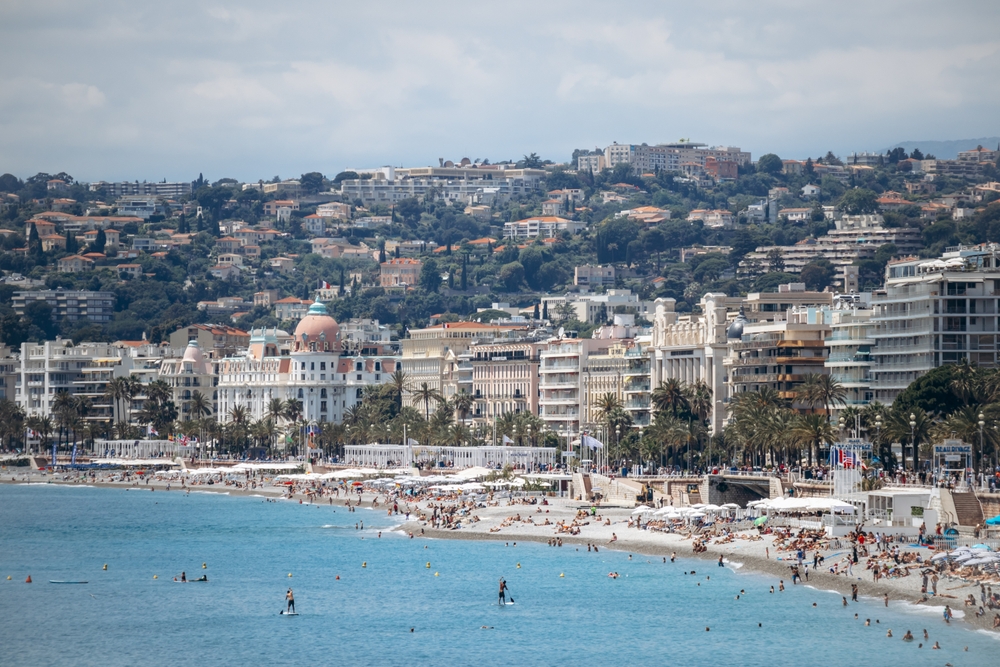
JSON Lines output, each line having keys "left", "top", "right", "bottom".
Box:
{"left": 721, "top": 503, "right": 740, "bottom": 509}
{"left": 452, "top": 466, "right": 493, "bottom": 481}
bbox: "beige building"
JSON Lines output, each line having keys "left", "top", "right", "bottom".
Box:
{"left": 401, "top": 322, "right": 526, "bottom": 410}
{"left": 574, "top": 264, "right": 615, "bottom": 288}
{"left": 169, "top": 324, "right": 250, "bottom": 359}
{"left": 158, "top": 341, "right": 219, "bottom": 421}
{"left": 380, "top": 258, "right": 422, "bottom": 288}
{"left": 469, "top": 340, "right": 544, "bottom": 422}
{"left": 538, "top": 337, "right": 614, "bottom": 437}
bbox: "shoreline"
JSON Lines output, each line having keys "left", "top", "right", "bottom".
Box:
{"left": 5, "top": 473, "right": 1000, "bottom": 635}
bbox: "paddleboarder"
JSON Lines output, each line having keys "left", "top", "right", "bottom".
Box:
{"left": 498, "top": 578, "right": 507, "bottom": 605}
{"left": 286, "top": 588, "right": 295, "bottom": 614}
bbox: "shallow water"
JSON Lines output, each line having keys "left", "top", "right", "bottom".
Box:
{"left": 1, "top": 484, "right": 997, "bottom": 666}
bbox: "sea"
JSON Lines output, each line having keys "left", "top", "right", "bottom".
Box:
{"left": 1, "top": 484, "right": 998, "bottom": 666}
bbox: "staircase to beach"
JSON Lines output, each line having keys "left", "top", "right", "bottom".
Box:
{"left": 951, "top": 490, "right": 986, "bottom": 528}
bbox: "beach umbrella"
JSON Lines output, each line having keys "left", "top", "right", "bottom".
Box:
{"left": 753, "top": 516, "right": 768, "bottom": 527}
{"left": 985, "top": 515, "right": 1000, "bottom": 526}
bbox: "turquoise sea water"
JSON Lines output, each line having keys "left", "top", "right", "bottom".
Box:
{"left": 1, "top": 484, "right": 998, "bottom": 666}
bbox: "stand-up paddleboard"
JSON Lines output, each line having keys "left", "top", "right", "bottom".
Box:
{"left": 279, "top": 610, "right": 299, "bottom": 616}
{"left": 50, "top": 581, "right": 88, "bottom": 584}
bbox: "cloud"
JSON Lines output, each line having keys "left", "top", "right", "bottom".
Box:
{"left": 0, "top": 0, "right": 998, "bottom": 180}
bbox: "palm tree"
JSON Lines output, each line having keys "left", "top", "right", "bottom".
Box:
{"left": 104, "top": 377, "right": 128, "bottom": 424}
{"left": 594, "top": 392, "right": 622, "bottom": 435}
{"left": 687, "top": 380, "right": 713, "bottom": 423}
{"left": 883, "top": 407, "right": 931, "bottom": 471}
{"left": 798, "top": 373, "right": 846, "bottom": 416}
{"left": 452, "top": 391, "right": 474, "bottom": 424}
{"left": 792, "top": 413, "right": 836, "bottom": 467}
{"left": 651, "top": 378, "right": 688, "bottom": 417}
{"left": 189, "top": 390, "right": 212, "bottom": 419}
{"left": 145, "top": 380, "right": 171, "bottom": 406}
{"left": 387, "top": 369, "right": 410, "bottom": 411}
{"left": 413, "top": 382, "right": 443, "bottom": 422}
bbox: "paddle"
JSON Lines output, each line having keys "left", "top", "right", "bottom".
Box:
{"left": 506, "top": 585, "right": 515, "bottom": 604}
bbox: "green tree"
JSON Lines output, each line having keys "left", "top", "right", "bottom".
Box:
{"left": 420, "top": 258, "right": 441, "bottom": 292}
{"left": 837, "top": 188, "right": 879, "bottom": 215}
{"left": 92, "top": 228, "right": 106, "bottom": 253}
{"left": 499, "top": 262, "right": 525, "bottom": 292}
{"left": 757, "top": 154, "right": 783, "bottom": 175}
{"left": 800, "top": 260, "right": 834, "bottom": 291}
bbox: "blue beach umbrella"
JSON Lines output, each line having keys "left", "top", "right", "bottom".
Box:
{"left": 986, "top": 515, "right": 1000, "bottom": 526}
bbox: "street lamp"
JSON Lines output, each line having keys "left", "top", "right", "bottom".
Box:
{"left": 909, "top": 413, "right": 917, "bottom": 473}
{"left": 978, "top": 412, "right": 985, "bottom": 485}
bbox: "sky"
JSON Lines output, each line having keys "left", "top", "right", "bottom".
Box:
{"left": 1, "top": 0, "right": 998, "bottom": 183}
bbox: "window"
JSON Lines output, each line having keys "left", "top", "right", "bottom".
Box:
{"left": 375, "top": 362, "right": 381, "bottom": 371}
{"left": 298, "top": 389, "right": 304, "bottom": 398}
{"left": 320, "top": 362, "right": 326, "bottom": 370}
{"left": 320, "top": 388, "right": 327, "bottom": 398}
{"left": 355, "top": 362, "right": 362, "bottom": 371}
{"left": 320, "top": 401, "right": 327, "bottom": 412}
{"left": 310, "top": 362, "right": 315, "bottom": 370}
{"left": 356, "top": 388, "right": 363, "bottom": 398}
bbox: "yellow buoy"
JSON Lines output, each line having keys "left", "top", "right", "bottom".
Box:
{"left": 434, "top": 572, "right": 439, "bottom": 576}
{"left": 362, "top": 562, "right": 367, "bottom": 568}
{"left": 6, "top": 576, "right": 11, "bottom": 580}
{"left": 559, "top": 573, "right": 564, "bottom": 577}
{"left": 153, "top": 575, "right": 158, "bottom": 579}
{"left": 202, "top": 563, "right": 207, "bottom": 569}
{"left": 516, "top": 563, "right": 521, "bottom": 568}
{"left": 103, "top": 564, "right": 107, "bottom": 571}
{"left": 288, "top": 573, "right": 293, "bottom": 577}
{"left": 426, "top": 562, "right": 431, "bottom": 568}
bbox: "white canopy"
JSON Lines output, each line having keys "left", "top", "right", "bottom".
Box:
{"left": 451, "top": 466, "right": 493, "bottom": 481}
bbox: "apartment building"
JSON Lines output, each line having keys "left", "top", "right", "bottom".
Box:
{"left": 15, "top": 340, "right": 129, "bottom": 423}
{"left": 578, "top": 142, "right": 750, "bottom": 174}
{"left": 538, "top": 338, "right": 614, "bottom": 437}
{"left": 574, "top": 264, "right": 615, "bottom": 288}
{"left": 13, "top": 289, "right": 115, "bottom": 323}
{"left": 401, "top": 322, "right": 527, "bottom": 411}
{"left": 724, "top": 308, "right": 832, "bottom": 410}
{"left": 90, "top": 181, "right": 193, "bottom": 197}
{"left": 502, "top": 216, "right": 586, "bottom": 240}
{"left": 339, "top": 166, "right": 544, "bottom": 205}
{"left": 469, "top": 340, "right": 543, "bottom": 422}
{"left": 870, "top": 244, "right": 1000, "bottom": 403}
{"left": 541, "top": 289, "right": 655, "bottom": 325}
{"left": 821, "top": 300, "right": 875, "bottom": 408}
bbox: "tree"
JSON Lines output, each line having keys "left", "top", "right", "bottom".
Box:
{"left": 499, "top": 262, "right": 525, "bottom": 292}
{"left": 519, "top": 153, "right": 543, "bottom": 169}
{"left": 413, "top": 382, "right": 443, "bottom": 422}
{"left": 28, "top": 222, "right": 42, "bottom": 257}
{"left": 800, "top": 260, "right": 834, "bottom": 291}
{"left": 420, "top": 258, "right": 441, "bottom": 293}
{"left": 299, "top": 172, "right": 324, "bottom": 194}
{"left": 452, "top": 391, "right": 474, "bottom": 424}
{"left": 387, "top": 370, "right": 409, "bottom": 411}
{"left": 92, "top": 228, "right": 106, "bottom": 253}
{"left": 460, "top": 254, "right": 468, "bottom": 290}
{"left": 333, "top": 171, "right": 359, "bottom": 184}
{"left": 757, "top": 154, "right": 783, "bottom": 175}
{"left": 837, "top": 188, "right": 879, "bottom": 215}
{"left": 792, "top": 413, "right": 836, "bottom": 467}
{"left": 652, "top": 379, "right": 689, "bottom": 417}
{"left": 766, "top": 248, "right": 785, "bottom": 273}
{"left": 64, "top": 231, "right": 78, "bottom": 254}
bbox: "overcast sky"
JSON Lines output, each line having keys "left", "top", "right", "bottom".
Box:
{"left": 1, "top": 1, "right": 998, "bottom": 183}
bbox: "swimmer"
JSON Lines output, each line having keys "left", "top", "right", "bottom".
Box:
{"left": 842, "top": 597, "right": 848, "bottom": 607}
{"left": 779, "top": 581, "right": 785, "bottom": 592}
{"left": 932, "top": 642, "right": 940, "bottom": 649}
{"left": 902, "top": 630, "right": 913, "bottom": 642}
{"left": 671, "top": 552, "right": 676, "bottom": 562}
{"left": 886, "top": 629, "right": 892, "bottom": 637}
{"left": 865, "top": 619, "right": 870, "bottom": 626}
{"left": 770, "top": 586, "right": 774, "bottom": 594}
{"left": 922, "top": 629, "right": 928, "bottom": 640}
{"left": 480, "top": 626, "right": 494, "bottom": 630}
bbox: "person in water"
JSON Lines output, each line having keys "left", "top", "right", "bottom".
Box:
{"left": 181, "top": 571, "right": 187, "bottom": 582}
{"left": 286, "top": 588, "right": 295, "bottom": 613}
{"left": 498, "top": 578, "right": 507, "bottom": 605}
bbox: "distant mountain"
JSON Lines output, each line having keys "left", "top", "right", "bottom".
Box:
{"left": 884, "top": 137, "right": 1000, "bottom": 160}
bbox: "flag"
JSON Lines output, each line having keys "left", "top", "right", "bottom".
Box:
{"left": 502, "top": 434, "right": 514, "bottom": 445}
{"left": 581, "top": 434, "right": 604, "bottom": 450}
{"left": 406, "top": 437, "right": 419, "bottom": 446}
{"left": 321, "top": 280, "right": 332, "bottom": 289}
{"left": 27, "top": 429, "right": 37, "bottom": 438}
{"left": 71, "top": 444, "right": 77, "bottom": 466}
{"left": 148, "top": 425, "right": 158, "bottom": 437}
{"left": 51, "top": 443, "right": 57, "bottom": 466}
{"left": 837, "top": 449, "right": 858, "bottom": 468}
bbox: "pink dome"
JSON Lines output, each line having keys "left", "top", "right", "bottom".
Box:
{"left": 292, "top": 300, "right": 340, "bottom": 352}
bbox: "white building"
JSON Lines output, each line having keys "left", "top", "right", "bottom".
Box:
{"left": 538, "top": 338, "right": 614, "bottom": 437}
{"left": 158, "top": 341, "right": 219, "bottom": 421}
{"left": 870, "top": 245, "right": 1000, "bottom": 403}
{"left": 502, "top": 216, "right": 586, "bottom": 240}
{"left": 541, "top": 290, "right": 655, "bottom": 325}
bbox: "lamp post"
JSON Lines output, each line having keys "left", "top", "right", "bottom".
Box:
{"left": 909, "top": 413, "right": 917, "bottom": 474}
{"left": 874, "top": 414, "right": 883, "bottom": 468}
{"left": 978, "top": 412, "right": 985, "bottom": 485}
{"left": 615, "top": 423, "right": 621, "bottom": 474}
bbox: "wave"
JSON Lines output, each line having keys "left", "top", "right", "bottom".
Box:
{"left": 725, "top": 561, "right": 744, "bottom": 570}
{"left": 192, "top": 490, "right": 230, "bottom": 496}
{"left": 975, "top": 629, "right": 1000, "bottom": 641}
{"left": 895, "top": 604, "right": 965, "bottom": 619}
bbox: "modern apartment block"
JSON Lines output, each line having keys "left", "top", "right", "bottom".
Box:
{"left": 15, "top": 340, "right": 129, "bottom": 422}
{"left": 13, "top": 289, "right": 115, "bottom": 323}
{"left": 538, "top": 338, "right": 613, "bottom": 437}
{"left": 870, "top": 244, "right": 1000, "bottom": 403}
{"left": 89, "top": 181, "right": 193, "bottom": 197}
{"left": 821, "top": 300, "right": 875, "bottom": 407}
{"left": 577, "top": 142, "right": 751, "bottom": 174}
{"left": 339, "top": 166, "right": 544, "bottom": 205}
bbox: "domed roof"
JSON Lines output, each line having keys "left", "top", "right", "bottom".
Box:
{"left": 182, "top": 340, "right": 206, "bottom": 364}
{"left": 726, "top": 306, "right": 749, "bottom": 340}
{"left": 292, "top": 299, "right": 340, "bottom": 352}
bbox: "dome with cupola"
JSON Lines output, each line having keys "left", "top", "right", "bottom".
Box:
{"left": 292, "top": 299, "right": 341, "bottom": 353}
